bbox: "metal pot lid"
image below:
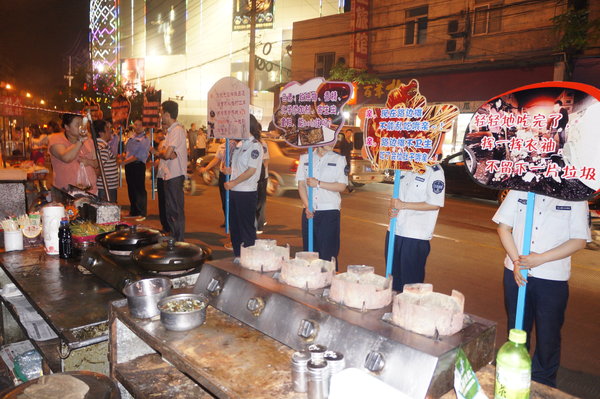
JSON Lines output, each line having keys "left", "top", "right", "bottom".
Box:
{"left": 96, "top": 224, "right": 162, "bottom": 252}
{"left": 131, "top": 238, "right": 211, "bottom": 272}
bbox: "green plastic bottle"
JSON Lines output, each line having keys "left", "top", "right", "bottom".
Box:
{"left": 494, "top": 329, "right": 531, "bottom": 399}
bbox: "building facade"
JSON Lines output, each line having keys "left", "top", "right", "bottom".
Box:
{"left": 91, "top": 0, "right": 347, "bottom": 126}
{"left": 291, "top": 0, "right": 600, "bottom": 153}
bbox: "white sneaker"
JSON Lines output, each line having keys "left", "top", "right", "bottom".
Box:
{"left": 256, "top": 230, "right": 264, "bottom": 235}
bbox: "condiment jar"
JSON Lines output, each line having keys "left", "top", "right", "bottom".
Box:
{"left": 307, "top": 360, "right": 330, "bottom": 399}
{"left": 291, "top": 351, "right": 310, "bottom": 393}
{"left": 308, "top": 344, "right": 327, "bottom": 363}
{"left": 324, "top": 350, "right": 345, "bottom": 375}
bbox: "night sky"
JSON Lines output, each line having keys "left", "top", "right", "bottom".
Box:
{"left": 0, "top": 0, "right": 89, "bottom": 98}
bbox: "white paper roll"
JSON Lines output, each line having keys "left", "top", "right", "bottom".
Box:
{"left": 42, "top": 205, "right": 65, "bottom": 255}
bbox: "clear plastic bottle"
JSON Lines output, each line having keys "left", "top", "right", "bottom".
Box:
{"left": 495, "top": 329, "right": 531, "bottom": 399}
{"left": 58, "top": 218, "right": 73, "bottom": 259}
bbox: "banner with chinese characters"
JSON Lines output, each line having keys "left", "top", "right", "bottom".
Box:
{"left": 207, "top": 77, "right": 250, "bottom": 140}
{"left": 350, "top": 0, "right": 369, "bottom": 70}
{"left": 360, "top": 79, "right": 459, "bottom": 172}
{"left": 463, "top": 81, "right": 600, "bottom": 201}
{"left": 110, "top": 94, "right": 131, "bottom": 128}
{"left": 273, "top": 77, "right": 353, "bottom": 147}
{"left": 142, "top": 88, "right": 162, "bottom": 129}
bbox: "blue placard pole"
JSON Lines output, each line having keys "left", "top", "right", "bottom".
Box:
{"left": 225, "top": 139, "right": 231, "bottom": 235}
{"left": 385, "top": 170, "right": 401, "bottom": 277}
{"left": 118, "top": 126, "right": 123, "bottom": 187}
{"left": 150, "top": 128, "right": 155, "bottom": 200}
{"left": 308, "top": 148, "right": 314, "bottom": 252}
{"left": 514, "top": 191, "right": 536, "bottom": 330}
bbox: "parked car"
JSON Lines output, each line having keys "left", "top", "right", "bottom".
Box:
{"left": 196, "top": 138, "right": 302, "bottom": 197}
{"left": 441, "top": 151, "right": 508, "bottom": 203}
{"left": 339, "top": 126, "right": 386, "bottom": 187}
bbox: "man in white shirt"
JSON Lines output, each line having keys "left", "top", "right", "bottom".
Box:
{"left": 493, "top": 190, "right": 590, "bottom": 387}
{"left": 296, "top": 144, "right": 348, "bottom": 267}
{"left": 150, "top": 100, "right": 188, "bottom": 241}
{"left": 386, "top": 165, "right": 445, "bottom": 291}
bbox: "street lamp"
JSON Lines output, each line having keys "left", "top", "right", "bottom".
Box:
{"left": 25, "top": 92, "right": 31, "bottom": 98}
{"left": 5, "top": 83, "right": 12, "bottom": 90}
{"left": 40, "top": 99, "right": 46, "bottom": 105}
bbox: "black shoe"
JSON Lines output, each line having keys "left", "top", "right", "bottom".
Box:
{"left": 220, "top": 223, "right": 226, "bottom": 228}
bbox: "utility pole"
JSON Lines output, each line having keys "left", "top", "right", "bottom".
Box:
{"left": 64, "top": 56, "right": 74, "bottom": 99}
{"left": 248, "top": 0, "right": 256, "bottom": 105}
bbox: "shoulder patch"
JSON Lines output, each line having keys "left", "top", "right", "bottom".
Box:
{"left": 251, "top": 149, "right": 260, "bottom": 159}
{"left": 432, "top": 180, "right": 444, "bottom": 194}
{"left": 344, "top": 165, "right": 350, "bottom": 176}
{"left": 518, "top": 199, "right": 527, "bottom": 205}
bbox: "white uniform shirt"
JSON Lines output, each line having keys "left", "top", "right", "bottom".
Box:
{"left": 296, "top": 150, "right": 348, "bottom": 211}
{"left": 493, "top": 190, "right": 590, "bottom": 281}
{"left": 158, "top": 122, "right": 187, "bottom": 180}
{"left": 231, "top": 139, "right": 263, "bottom": 192}
{"left": 393, "top": 166, "right": 445, "bottom": 240}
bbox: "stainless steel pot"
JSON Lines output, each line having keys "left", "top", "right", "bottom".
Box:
{"left": 157, "top": 293, "right": 208, "bottom": 331}
{"left": 123, "top": 278, "right": 172, "bottom": 319}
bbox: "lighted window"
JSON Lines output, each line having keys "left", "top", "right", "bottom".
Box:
{"left": 405, "top": 6, "right": 428, "bottom": 45}
{"left": 473, "top": 3, "right": 502, "bottom": 35}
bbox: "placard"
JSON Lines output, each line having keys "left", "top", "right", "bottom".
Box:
{"left": 207, "top": 77, "right": 250, "bottom": 140}
{"left": 142, "top": 88, "right": 161, "bottom": 129}
{"left": 110, "top": 94, "right": 131, "bottom": 128}
{"left": 272, "top": 77, "right": 353, "bottom": 147}
{"left": 463, "top": 81, "right": 600, "bottom": 201}
{"left": 360, "top": 79, "right": 459, "bottom": 172}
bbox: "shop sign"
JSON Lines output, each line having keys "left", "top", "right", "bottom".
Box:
{"left": 356, "top": 79, "right": 403, "bottom": 105}
{"left": 272, "top": 77, "right": 353, "bottom": 147}
{"left": 232, "top": 0, "right": 274, "bottom": 31}
{"left": 359, "top": 79, "right": 459, "bottom": 172}
{"left": 463, "top": 81, "right": 600, "bottom": 200}
{"left": 350, "top": 0, "right": 369, "bottom": 70}
{"left": 207, "top": 77, "right": 250, "bottom": 140}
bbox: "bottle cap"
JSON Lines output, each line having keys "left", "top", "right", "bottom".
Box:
{"left": 508, "top": 329, "right": 527, "bottom": 344}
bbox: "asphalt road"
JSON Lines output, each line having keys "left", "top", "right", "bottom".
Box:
{"left": 122, "top": 177, "right": 600, "bottom": 392}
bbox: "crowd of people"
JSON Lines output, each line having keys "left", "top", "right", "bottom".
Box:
{"left": 6, "top": 104, "right": 589, "bottom": 389}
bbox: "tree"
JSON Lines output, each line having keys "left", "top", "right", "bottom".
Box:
{"left": 328, "top": 62, "right": 382, "bottom": 85}
{"left": 551, "top": 2, "right": 600, "bottom": 80}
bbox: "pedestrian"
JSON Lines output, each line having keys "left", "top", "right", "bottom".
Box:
{"left": 120, "top": 118, "right": 151, "bottom": 221}
{"left": 48, "top": 113, "right": 98, "bottom": 201}
{"left": 187, "top": 123, "right": 199, "bottom": 165}
{"left": 223, "top": 115, "right": 263, "bottom": 257}
{"left": 150, "top": 100, "right": 187, "bottom": 242}
{"left": 199, "top": 139, "right": 236, "bottom": 228}
{"left": 29, "top": 124, "right": 48, "bottom": 165}
{"left": 385, "top": 165, "right": 445, "bottom": 291}
{"left": 493, "top": 190, "right": 589, "bottom": 387}
{"left": 195, "top": 127, "right": 207, "bottom": 160}
{"left": 256, "top": 137, "right": 269, "bottom": 234}
{"left": 296, "top": 140, "right": 348, "bottom": 268}
{"left": 93, "top": 119, "right": 119, "bottom": 202}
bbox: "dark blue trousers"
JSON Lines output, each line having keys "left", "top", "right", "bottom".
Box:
{"left": 301, "top": 209, "right": 340, "bottom": 268}
{"left": 230, "top": 190, "right": 257, "bottom": 257}
{"left": 384, "top": 232, "right": 430, "bottom": 292}
{"left": 503, "top": 268, "right": 568, "bottom": 387}
{"left": 218, "top": 172, "right": 227, "bottom": 225}
{"left": 164, "top": 175, "right": 185, "bottom": 242}
{"left": 125, "top": 161, "right": 147, "bottom": 217}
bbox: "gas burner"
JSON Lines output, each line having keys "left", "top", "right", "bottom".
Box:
{"left": 147, "top": 267, "right": 200, "bottom": 277}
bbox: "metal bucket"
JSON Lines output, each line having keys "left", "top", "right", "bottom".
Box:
{"left": 123, "top": 278, "right": 172, "bottom": 319}
{"left": 158, "top": 293, "right": 208, "bottom": 331}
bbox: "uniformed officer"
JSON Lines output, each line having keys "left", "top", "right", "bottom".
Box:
{"left": 494, "top": 190, "right": 590, "bottom": 387}
{"left": 224, "top": 115, "right": 264, "bottom": 257}
{"left": 296, "top": 143, "right": 348, "bottom": 267}
{"left": 386, "top": 164, "right": 445, "bottom": 291}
